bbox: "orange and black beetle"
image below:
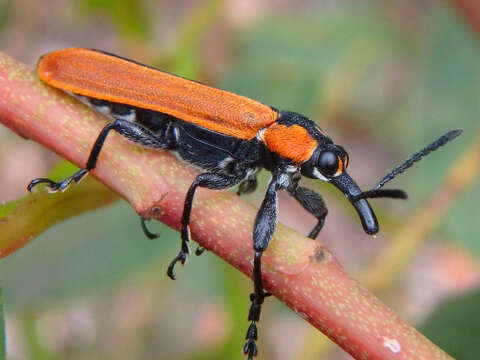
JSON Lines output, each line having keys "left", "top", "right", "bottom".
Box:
{"left": 28, "top": 48, "right": 462, "bottom": 359}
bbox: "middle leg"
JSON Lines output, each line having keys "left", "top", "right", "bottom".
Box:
{"left": 167, "top": 171, "right": 247, "bottom": 279}
{"left": 237, "top": 172, "right": 258, "bottom": 196}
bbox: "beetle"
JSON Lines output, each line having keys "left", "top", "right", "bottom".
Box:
{"left": 28, "top": 48, "right": 462, "bottom": 359}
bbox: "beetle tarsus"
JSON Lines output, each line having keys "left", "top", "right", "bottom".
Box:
{"left": 195, "top": 246, "right": 205, "bottom": 256}
{"left": 244, "top": 250, "right": 269, "bottom": 359}
{"left": 244, "top": 288, "right": 269, "bottom": 360}
{"left": 243, "top": 337, "right": 258, "bottom": 359}
{"left": 27, "top": 169, "right": 89, "bottom": 193}
{"left": 140, "top": 217, "right": 159, "bottom": 239}
{"left": 27, "top": 177, "right": 57, "bottom": 192}
{"left": 167, "top": 251, "right": 188, "bottom": 280}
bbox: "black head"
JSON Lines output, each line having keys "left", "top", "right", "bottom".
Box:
{"left": 301, "top": 129, "right": 462, "bottom": 235}
{"left": 301, "top": 144, "right": 379, "bottom": 234}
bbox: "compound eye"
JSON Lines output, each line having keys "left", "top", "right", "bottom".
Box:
{"left": 318, "top": 151, "right": 339, "bottom": 176}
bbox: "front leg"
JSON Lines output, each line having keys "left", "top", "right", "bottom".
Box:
{"left": 244, "top": 178, "right": 278, "bottom": 360}
{"left": 167, "top": 172, "right": 246, "bottom": 280}
{"left": 289, "top": 186, "right": 328, "bottom": 239}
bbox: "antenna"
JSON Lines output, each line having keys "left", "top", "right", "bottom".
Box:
{"left": 352, "top": 129, "right": 463, "bottom": 201}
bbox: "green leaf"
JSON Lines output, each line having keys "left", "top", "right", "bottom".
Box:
{"left": 2, "top": 200, "right": 180, "bottom": 307}
{"left": 0, "top": 198, "right": 21, "bottom": 219}
{"left": 0, "top": 161, "right": 119, "bottom": 258}
{"left": 420, "top": 289, "right": 480, "bottom": 360}
{"left": 0, "top": 162, "right": 79, "bottom": 220}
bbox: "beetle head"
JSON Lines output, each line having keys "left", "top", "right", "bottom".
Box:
{"left": 301, "top": 128, "right": 462, "bottom": 235}
{"left": 301, "top": 144, "right": 381, "bottom": 234}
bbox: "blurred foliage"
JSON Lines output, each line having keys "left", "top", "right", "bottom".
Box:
{"left": 165, "top": 0, "right": 226, "bottom": 77}
{"left": 0, "top": 0, "right": 479, "bottom": 359}
{"left": 0, "top": 1, "right": 9, "bottom": 36}
{"left": 406, "top": 5, "right": 480, "bottom": 255}
{"left": 78, "top": 0, "right": 151, "bottom": 40}
{"left": 420, "top": 288, "right": 480, "bottom": 360}
{"left": 0, "top": 288, "right": 4, "bottom": 360}
{"left": 221, "top": 4, "right": 407, "bottom": 118}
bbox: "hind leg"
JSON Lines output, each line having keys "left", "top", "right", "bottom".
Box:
{"left": 28, "top": 118, "right": 173, "bottom": 241}
{"left": 28, "top": 119, "right": 169, "bottom": 193}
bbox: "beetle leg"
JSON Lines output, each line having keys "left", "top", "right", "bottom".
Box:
{"left": 244, "top": 178, "right": 278, "bottom": 360}
{"left": 237, "top": 173, "right": 258, "bottom": 196}
{"left": 195, "top": 246, "right": 205, "bottom": 256}
{"left": 288, "top": 186, "right": 328, "bottom": 239}
{"left": 140, "top": 217, "right": 159, "bottom": 240}
{"left": 27, "top": 119, "right": 169, "bottom": 193}
{"left": 167, "top": 172, "right": 245, "bottom": 280}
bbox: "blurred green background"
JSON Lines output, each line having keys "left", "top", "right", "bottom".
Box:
{"left": 0, "top": 0, "right": 479, "bottom": 359}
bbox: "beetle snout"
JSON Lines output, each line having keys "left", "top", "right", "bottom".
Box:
{"left": 330, "top": 171, "right": 379, "bottom": 235}
{"left": 350, "top": 198, "right": 379, "bottom": 235}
